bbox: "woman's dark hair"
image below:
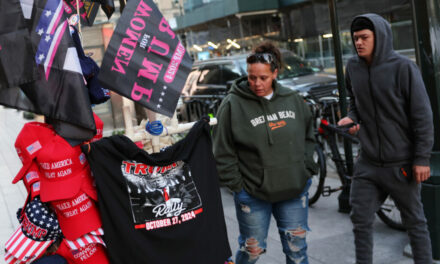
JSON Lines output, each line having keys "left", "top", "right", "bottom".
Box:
{"left": 246, "top": 42, "right": 282, "bottom": 72}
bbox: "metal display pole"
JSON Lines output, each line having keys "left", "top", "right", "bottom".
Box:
{"left": 75, "top": 0, "right": 82, "bottom": 45}
{"left": 327, "top": 0, "right": 353, "bottom": 213}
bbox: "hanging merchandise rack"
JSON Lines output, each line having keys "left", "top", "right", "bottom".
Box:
{"left": 121, "top": 99, "right": 217, "bottom": 153}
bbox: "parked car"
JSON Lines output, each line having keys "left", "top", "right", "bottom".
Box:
{"left": 177, "top": 50, "right": 338, "bottom": 122}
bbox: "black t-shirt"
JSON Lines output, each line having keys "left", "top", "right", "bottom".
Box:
{"left": 82, "top": 120, "right": 231, "bottom": 264}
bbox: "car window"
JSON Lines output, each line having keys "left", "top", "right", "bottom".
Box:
{"left": 221, "top": 64, "right": 242, "bottom": 83}
{"left": 197, "top": 65, "right": 222, "bottom": 85}
{"left": 237, "top": 59, "right": 247, "bottom": 74}
{"left": 278, "top": 54, "right": 314, "bottom": 79}
{"left": 182, "top": 68, "right": 201, "bottom": 96}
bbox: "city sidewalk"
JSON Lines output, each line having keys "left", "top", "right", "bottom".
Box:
{"left": 0, "top": 106, "right": 424, "bottom": 264}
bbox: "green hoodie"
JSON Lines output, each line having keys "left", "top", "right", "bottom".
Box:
{"left": 212, "top": 76, "right": 316, "bottom": 202}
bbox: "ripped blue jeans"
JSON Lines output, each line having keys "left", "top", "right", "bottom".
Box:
{"left": 233, "top": 179, "right": 311, "bottom": 264}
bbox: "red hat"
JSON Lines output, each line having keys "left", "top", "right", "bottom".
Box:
{"left": 37, "top": 135, "right": 91, "bottom": 202}
{"left": 90, "top": 113, "right": 103, "bottom": 143}
{"left": 50, "top": 192, "right": 102, "bottom": 240}
{"left": 57, "top": 241, "right": 110, "bottom": 264}
{"left": 13, "top": 122, "right": 55, "bottom": 184}
{"left": 22, "top": 162, "right": 41, "bottom": 199}
{"left": 81, "top": 172, "right": 98, "bottom": 202}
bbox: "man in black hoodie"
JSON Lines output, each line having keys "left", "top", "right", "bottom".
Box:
{"left": 338, "top": 14, "right": 433, "bottom": 264}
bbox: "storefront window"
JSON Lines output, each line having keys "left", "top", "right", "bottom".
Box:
{"left": 180, "top": 0, "right": 416, "bottom": 73}
{"left": 283, "top": 0, "right": 415, "bottom": 72}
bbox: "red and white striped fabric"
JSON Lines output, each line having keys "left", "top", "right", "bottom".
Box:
{"left": 4, "top": 251, "right": 24, "bottom": 264}
{"left": 64, "top": 228, "right": 106, "bottom": 250}
{"left": 4, "top": 227, "right": 52, "bottom": 263}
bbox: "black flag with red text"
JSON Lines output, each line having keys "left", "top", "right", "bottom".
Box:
{"left": 98, "top": 0, "right": 192, "bottom": 117}
{"left": 62, "top": 0, "right": 101, "bottom": 27}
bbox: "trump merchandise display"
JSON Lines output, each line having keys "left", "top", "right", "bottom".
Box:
{"left": 4, "top": 118, "right": 108, "bottom": 264}
{"left": 82, "top": 119, "right": 232, "bottom": 264}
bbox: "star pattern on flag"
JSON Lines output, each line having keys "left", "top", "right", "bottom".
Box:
{"left": 157, "top": 86, "right": 167, "bottom": 110}
{"left": 34, "top": 0, "right": 68, "bottom": 80}
{"left": 20, "top": 197, "right": 62, "bottom": 242}
{"left": 38, "top": 54, "right": 45, "bottom": 63}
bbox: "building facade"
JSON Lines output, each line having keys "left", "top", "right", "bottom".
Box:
{"left": 78, "top": 0, "right": 440, "bottom": 144}
{"left": 175, "top": 0, "right": 415, "bottom": 69}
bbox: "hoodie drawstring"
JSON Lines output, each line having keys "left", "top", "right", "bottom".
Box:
{"left": 260, "top": 99, "right": 274, "bottom": 145}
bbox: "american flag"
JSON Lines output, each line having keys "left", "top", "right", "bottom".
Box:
{"left": 26, "top": 141, "right": 42, "bottom": 155}
{"left": 64, "top": 228, "right": 106, "bottom": 250}
{"left": 34, "top": 0, "right": 72, "bottom": 80}
{"left": 31, "top": 182, "right": 41, "bottom": 197}
{"left": 25, "top": 171, "right": 39, "bottom": 183}
{"left": 79, "top": 152, "right": 87, "bottom": 165}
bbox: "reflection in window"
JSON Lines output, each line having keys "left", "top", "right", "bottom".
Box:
{"left": 198, "top": 66, "right": 222, "bottom": 85}
{"left": 221, "top": 64, "right": 242, "bottom": 83}
{"left": 182, "top": 70, "right": 201, "bottom": 96}
{"left": 282, "top": 0, "right": 414, "bottom": 72}
{"left": 278, "top": 55, "right": 315, "bottom": 79}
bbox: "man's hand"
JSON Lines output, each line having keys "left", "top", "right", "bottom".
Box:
{"left": 413, "top": 165, "right": 430, "bottom": 183}
{"left": 338, "top": 117, "right": 360, "bottom": 135}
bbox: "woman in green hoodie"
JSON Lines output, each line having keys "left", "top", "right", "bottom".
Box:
{"left": 213, "top": 42, "right": 316, "bottom": 264}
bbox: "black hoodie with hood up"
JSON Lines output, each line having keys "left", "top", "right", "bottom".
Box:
{"left": 346, "top": 13, "right": 433, "bottom": 167}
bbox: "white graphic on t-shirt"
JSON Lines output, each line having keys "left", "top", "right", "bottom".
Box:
{"left": 121, "top": 161, "right": 202, "bottom": 230}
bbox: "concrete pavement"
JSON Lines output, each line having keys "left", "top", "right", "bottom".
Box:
{"left": 0, "top": 106, "right": 422, "bottom": 264}
{"left": 222, "top": 180, "right": 413, "bottom": 264}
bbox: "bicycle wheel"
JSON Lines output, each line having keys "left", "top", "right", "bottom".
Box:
{"left": 376, "top": 196, "right": 405, "bottom": 231}
{"left": 309, "top": 144, "right": 326, "bottom": 205}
